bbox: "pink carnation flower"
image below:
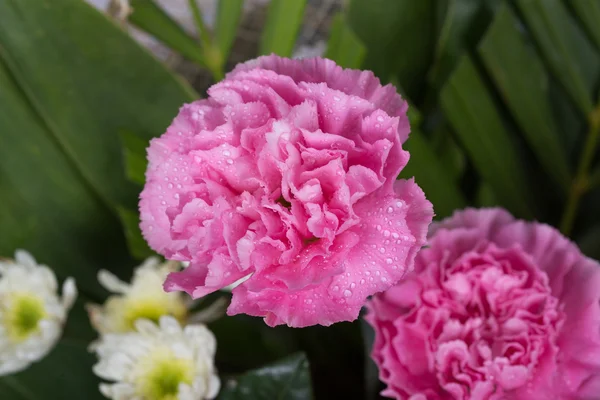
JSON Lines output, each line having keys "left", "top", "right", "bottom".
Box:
{"left": 139, "top": 55, "right": 433, "bottom": 327}
{"left": 366, "top": 208, "right": 600, "bottom": 399}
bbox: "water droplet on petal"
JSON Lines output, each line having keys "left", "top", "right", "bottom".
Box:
{"left": 343, "top": 289, "right": 352, "bottom": 297}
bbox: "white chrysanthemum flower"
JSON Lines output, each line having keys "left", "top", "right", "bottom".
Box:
{"left": 92, "top": 316, "right": 220, "bottom": 400}
{"left": 87, "top": 257, "right": 188, "bottom": 334}
{"left": 0, "top": 250, "right": 77, "bottom": 376}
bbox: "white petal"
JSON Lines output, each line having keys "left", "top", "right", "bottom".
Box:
{"left": 137, "top": 256, "right": 161, "bottom": 271}
{"left": 61, "top": 277, "right": 78, "bottom": 310}
{"left": 206, "top": 374, "right": 221, "bottom": 399}
{"left": 134, "top": 319, "right": 160, "bottom": 336}
{"left": 14, "top": 249, "right": 37, "bottom": 268}
{"left": 98, "top": 270, "right": 130, "bottom": 294}
{"left": 100, "top": 382, "right": 136, "bottom": 400}
{"left": 0, "top": 358, "right": 30, "bottom": 376}
{"left": 158, "top": 315, "right": 182, "bottom": 334}
{"left": 177, "top": 383, "right": 195, "bottom": 400}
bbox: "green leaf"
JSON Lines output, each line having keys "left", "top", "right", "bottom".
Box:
{"left": 440, "top": 56, "right": 535, "bottom": 218}
{"left": 428, "top": 0, "right": 483, "bottom": 89}
{"left": 129, "top": 0, "right": 206, "bottom": 66}
{"left": 0, "top": 0, "right": 196, "bottom": 209}
{"left": 514, "top": 0, "right": 600, "bottom": 115}
{"left": 120, "top": 130, "right": 148, "bottom": 186}
{"left": 571, "top": 0, "right": 600, "bottom": 50}
{"left": 400, "top": 132, "right": 467, "bottom": 219}
{"left": 0, "top": 61, "right": 129, "bottom": 299}
{"left": 0, "top": 0, "right": 195, "bottom": 287}
{"left": 218, "top": 353, "right": 313, "bottom": 400}
{"left": 324, "top": 13, "right": 366, "bottom": 69}
{"left": 478, "top": 4, "right": 571, "bottom": 190}
{"left": 259, "top": 0, "right": 307, "bottom": 57}
{"left": 347, "top": 0, "right": 435, "bottom": 98}
{"left": 117, "top": 206, "right": 154, "bottom": 260}
{"left": 215, "top": 0, "right": 244, "bottom": 62}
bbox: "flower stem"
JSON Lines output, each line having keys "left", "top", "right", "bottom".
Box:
{"left": 560, "top": 104, "right": 600, "bottom": 236}
{"left": 187, "top": 0, "right": 224, "bottom": 81}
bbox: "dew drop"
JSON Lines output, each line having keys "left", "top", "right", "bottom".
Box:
{"left": 376, "top": 224, "right": 382, "bottom": 231}
{"left": 167, "top": 183, "right": 173, "bottom": 189}
{"left": 376, "top": 115, "right": 384, "bottom": 122}
{"left": 227, "top": 159, "right": 234, "bottom": 165}
{"left": 333, "top": 285, "right": 339, "bottom": 292}
{"left": 343, "top": 289, "right": 352, "bottom": 297}
{"left": 222, "top": 150, "right": 231, "bottom": 157}
{"left": 350, "top": 283, "right": 356, "bottom": 289}
{"left": 383, "top": 230, "right": 390, "bottom": 237}
{"left": 379, "top": 247, "right": 386, "bottom": 254}
{"left": 387, "top": 206, "right": 394, "bottom": 213}
{"left": 386, "top": 258, "right": 393, "bottom": 265}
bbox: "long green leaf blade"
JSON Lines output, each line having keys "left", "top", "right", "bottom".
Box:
{"left": 478, "top": 4, "right": 571, "bottom": 190}
{"left": 324, "top": 13, "right": 366, "bottom": 69}
{"left": 215, "top": 0, "right": 244, "bottom": 61}
{"left": 347, "top": 0, "right": 435, "bottom": 98}
{"left": 0, "top": 61, "right": 130, "bottom": 298}
{"left": 259, "top": 0, "right": 306, "bottom": 57}
{"left": 0, "top": 0, "right": 196, "bottom": 212}
{"left": 440, "top": 56, "right": 535, "bottom": 218}
{"left": 129, "top": 0, "right": 206, "bottom": 65}
{"left": 571, "top": 0, "right": 600, "bottom": 50}
{"left": 514, "top": 0, "right": 600, "bottom": 115}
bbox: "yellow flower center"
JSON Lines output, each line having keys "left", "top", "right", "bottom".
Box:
{"left": 122, "top": 297, "right": 186, "bottom": 331}
{"left": 137, "top": 348, "right": 195, "bottom": 400}
{"left": 4, "top": 292, "right": 47, "bottom": 342}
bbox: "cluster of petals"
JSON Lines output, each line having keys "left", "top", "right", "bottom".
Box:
{"left": 92, "top": 316, "right": 220, "bottom": 400}
{"left": 86, "top": 257, "right": 188, "bottom": 334}
{"left": 366, "top": 208, "right": 600, "bottom": 399}
{"left": 0, "top": 250, "right": 76, "bottom": 375}
{"left": 140, "top": 55, "right": 433, "bottom": 327}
